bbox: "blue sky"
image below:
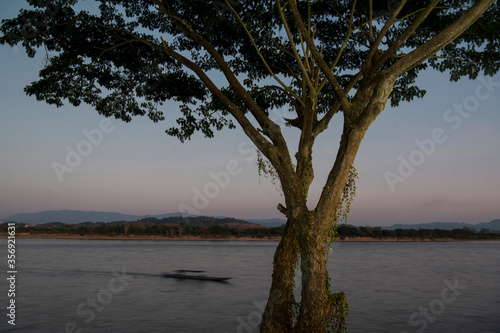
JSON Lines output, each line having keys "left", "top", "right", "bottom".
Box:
{"left": 1, "top": 2, "right": 499, "bottom": 226}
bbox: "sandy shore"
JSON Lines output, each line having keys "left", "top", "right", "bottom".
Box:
{"left": 6, "top": 233, "right": 488, "bottom": 242}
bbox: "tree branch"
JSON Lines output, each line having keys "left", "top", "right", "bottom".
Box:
{"left": 388, "top": 0, "right": 496, "bottom": 76}
{"left": 368, "top": 0, "right": 373, "bottom": 42}
{"left": 364, "top": 0, "right": 408, "bottom": 69}
{"left": 288, "top": 0, "right": 353, "bottom": 117}
{"left": 224, "top": 0, "right": 304, "bottom": 106}
{"left": 276, "top": 0, "right": 317, "bottom": 95}
{"left": 314, "top": 67, "right": 365, "bottom": 137}
{"left": 154, "top": 1, "right": 288, "bottom": 151}
{"left": 157, "top": 38, "right": 272, "bottom": 153}
{"left": 318, "top": 0, "right": 357, "bottom": 93}
{"left": 373, "top": 0, "right": 440, "bottom": 70}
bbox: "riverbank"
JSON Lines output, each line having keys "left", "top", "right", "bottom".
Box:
{"left": 7, "top": 232, "right": 497, "bottom": 242}
{"left": 11, "top": 232, "right": 281, "bottom": 241}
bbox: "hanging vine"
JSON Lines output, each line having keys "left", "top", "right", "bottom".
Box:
{"left": 324, "top": 164, "right": 358, "bottom": 333}
{"left": 327, "top": 164, "right": 358, "bottom": 246}
{"left": 259, "top": 158, "right": 357, "bottom": 332}
{"left": 256, "top": 150, "right": 283, "bottom": 194}
{"left": 326, "top": 291, "right": 349, "bottom": 333}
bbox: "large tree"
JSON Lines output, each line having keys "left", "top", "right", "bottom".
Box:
{"left": 2, "top": 0, "right": 499, "bottom": 331}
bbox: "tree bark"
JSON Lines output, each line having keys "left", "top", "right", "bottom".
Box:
{"left": 261, "top": 107, "right": 375, "bottom": 332}
{"left": 260, "top": 221, "right": 299, "bottom": 333}
{"left": 295, "top": 215, "right": 331, "bottom": 332}
{"left": 293, "top": 108, "right": 377, "bottom": 332}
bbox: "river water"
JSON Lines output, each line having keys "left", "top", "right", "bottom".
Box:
{"left": 1, "top": 239, "right": 499, "bottom": 332}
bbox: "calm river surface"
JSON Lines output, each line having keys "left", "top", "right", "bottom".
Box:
{"left": 1, "top": 239, "right": 499, "bottom": 332}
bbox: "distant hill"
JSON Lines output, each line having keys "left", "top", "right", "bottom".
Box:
{"left": 244, "top": 218, "right": 286, "bottom": 227}
{"left": 2, "top": 210, "right": 498, "bottom": 231}
{"left": 385, "top": 222, "right": 470, "bottom": 230}
{"left": 128, "top": 216, "right": 267, "bottom": 228}
{"left": 1, "top": 210, "right": 192, "bottom": 224}
{"left": 34, "top": 216, "right": 267, "bottom": 229}
{"left": 475, "top": 219, "right": 500, "bottom": 231}
{"left": 1, "top": 209, "right": 283, "bottom": 227}
{"left": 1, "top": 210, "right": 269, "bottom": 229}
{"left": 385, "top": 219, "right": 500, "bottom": 231}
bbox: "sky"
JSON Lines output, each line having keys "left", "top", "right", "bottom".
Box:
{"left": 1, "top": 2, "right": 499, "bottom": 226}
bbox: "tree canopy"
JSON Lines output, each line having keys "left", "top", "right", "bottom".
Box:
{"left": 2, "top": 0, "right": 498, "bottom": 142}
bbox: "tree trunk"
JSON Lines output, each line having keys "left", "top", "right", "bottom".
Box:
{"left": 260, "top": 221, "right": 299, "bottom": 333}
{"left": 295, "top": 216, "right": 331, "bottom": 332}
{"left": 260, "top": 77, "right": 390, "bottom": 331}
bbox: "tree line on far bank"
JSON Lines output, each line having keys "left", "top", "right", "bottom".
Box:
{"left": 2, "top": 218, "right": 500, "bottom": 240}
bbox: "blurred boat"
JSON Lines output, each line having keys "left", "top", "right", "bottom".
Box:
{"left": 162, "top": 270, "right": 231, "bottom": 281}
